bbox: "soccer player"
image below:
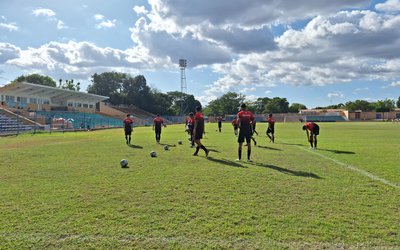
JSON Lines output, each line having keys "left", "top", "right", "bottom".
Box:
{"left": 266, "top": 114, "right": 275, "bottom": 143}
{"left": 252, "top": 119, "right": 259, "bottom": 135}
{"left": 193, "top": 106, "right": 209, "bottom": 157}
{"left": 237, "top": 103, "right": 254, "bottom": 162}
{"left": 123, "top": 114, "right": 134, "bottom": 144}
{"left": 231, "top": 117, "right": 238, "bottom": 136}
{"left": 302, "top": 122, "right": 319, "bottom": 149}
{"left": 217, "top": 116, "right": 223, "bottom": 132}
{"left": 186, "top": 113, "right": 195, "bottom": 147}
{"left": 153, "top": 114, "right": 166, "bottom": 144}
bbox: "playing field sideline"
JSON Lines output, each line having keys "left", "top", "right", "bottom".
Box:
{"left": 1, "top": 122, "right": 399, "bottom": 248}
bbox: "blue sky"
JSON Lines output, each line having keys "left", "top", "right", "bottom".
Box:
{"left": 1, "top": 0, "right": 400, "bottom": 108}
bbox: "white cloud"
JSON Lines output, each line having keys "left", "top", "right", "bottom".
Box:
{"left": 265, "top": 90, "right": 272, "bottom": 95}
{"left": 0, "top": 22, "right": 18, "bottom": 31}
{"left": 133, "top": 6, "right": 148, "bottom": 15}
{"left": 94, "top": 14, "right": 117, "bottom": 29}
{"left": 240, "top": 87, "right": 256, "bottom": 92}
{"left": 32, "top": 8, "right": 56, "bottom": 17}
{"left": 57, "top": 20, "right": 67, "bottom": 30}
{"left": 390, "top": 81, "right": 400, "bottom": 87}
{"left": 327, "top": 91, "right": 344, "bottom": 98}
{"left": 94, "top": 14, "right": 104, "bottom": 21}
{"left": 96, "top": 19, "right": 117, "bottom": 29}
{"left": 4, "top": 41, "right": 159, "bottom": 79}
{"left": 375, "top": 0, "right": 400, "bottom": 12}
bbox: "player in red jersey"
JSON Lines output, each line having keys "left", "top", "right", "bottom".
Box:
{"left": 217, "top": 116, "right": 223, "bottom": 132}
{"left": 123, "top": 114, "right": 134, "bottom": 144}
{"left": 237, "top": 103, "right": 255, "bottom": 162}
{"left": 153, "top": 114, "right": 166, "bottom": 144}
{"left": 193, "top": 106, "right": 209, "bottom": 157}
{"left": 231, "top": 117, "right": 238, "bottom": 136}
{"left": 302, "top": 122, "right": 319, "bottom": 149}
{"left": 266, "top": 114, "right": 275, "bottom": 143}
{"left": 186, "top": 113, "right": 195, "bottom": 147}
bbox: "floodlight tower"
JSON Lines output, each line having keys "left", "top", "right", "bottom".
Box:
{"left": 179, "top": 59, "right": 187, "bottom": 115}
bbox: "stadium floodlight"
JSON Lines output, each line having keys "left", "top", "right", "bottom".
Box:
{"left": 179, "top": 59, "right": 187, "bottom": 115}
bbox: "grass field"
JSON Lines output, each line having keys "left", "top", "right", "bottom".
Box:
{"left": 1, "top": 122, "right": 399, "bottom": 249}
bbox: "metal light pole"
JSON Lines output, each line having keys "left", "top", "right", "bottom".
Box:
{"left": 179, "top": 59, "right": 187, "bottom": 115}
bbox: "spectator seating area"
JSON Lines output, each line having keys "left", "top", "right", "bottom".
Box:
{"left": 34, "top": 111, "right": 122, "bottom": 130}
{"left": 305, "top": 115, "right": 347, "bottom": 122}
{"left": 0, "top": 113, "right": 33, "bottom": 134}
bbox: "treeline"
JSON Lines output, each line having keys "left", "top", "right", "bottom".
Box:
{"left": 315, "top": 98, "right": 400, "bottom": 112}
{"left": 12, "top": 73, "right": 400, "bottom": 115}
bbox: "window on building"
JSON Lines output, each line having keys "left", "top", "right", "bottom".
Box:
{"left": 68, "top": 102, "right": 73, "bottom": 107}
{"left": 89, "top": 104, "right": 94, "bottom": 109}
{"left": 29, "top": 98, "right": 37, "bottom": 104}
{"left": 83, "top": 104, "right": 88, "bottom": 108}
{"left": 5, "top": 95, "right": 15, "bottom": 101}
{"left": 43, "top": 99, "right": 50, "bottom": 105}
{"left": 17, "top": 97, "right": 28, "bottom": 103}
{"left": 77, "top": 103, "right": 82, "bottom": 107}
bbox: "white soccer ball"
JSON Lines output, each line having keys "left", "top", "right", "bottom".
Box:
{"left": 150, "top": 151, "right": 157, "bottom": 157}
{"left": 164, "top": 145, "right": 169, "bottom": 150}
{"left": 120, "top": 159, "right": 128, "bottom": 168}
{"left": 178, "top": 140, "right": 182, "bottom": 145}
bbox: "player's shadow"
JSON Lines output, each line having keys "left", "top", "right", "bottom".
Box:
{"left": 248, "top": 162, "right": 322, "bottom": 179}
{"left": 257, "top": 145, "right": 282, "bottom": 151}
{"left": 318, "top": 148, "right": 355, "bottom": 154}
{"left": 128, "top": 144, "right": 143, "bottom": 149}
{"left": 206, "top": 157, "right": 247, "bottom": 168}
{"left": 208, "top": 149, "right": 220, "bottom": 153}
{"left": 280, "top": 142, "right": 305, "bottom": 147}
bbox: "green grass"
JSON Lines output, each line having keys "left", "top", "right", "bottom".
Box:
{"left": 1, "top": 122, "right": 399, "bottom": 249}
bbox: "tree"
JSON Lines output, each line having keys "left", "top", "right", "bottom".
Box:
{"left": 375, "top": 98, "right": 395, "bottom": 120}
{"left": 397, "top": 96, "right": 400, "bottom": 108}
{"left": 166, "top": 91, "right": 202, "bottom": 115}
{"left": 59, "top": 79, "right": 80, "bottom": 91}
{"left": 204, "top": 92, "right": 245, "bottom": 115}
{"left": 375, "top": 99, "right": 395, "bottom": 112}
{"left": 12, "top": 74, "right": 56, "bottom": 87}
{"left": 289, "top": 103, "right": 307, "bottom": 113}
{"left": 87, "top": 72, "right": 126, "bottom": 104}
{"left": 345, "top": 100, "right": 375, "bottom": 111}
{"left": 123, "top": 75, "right": 152, "bottom": 109}
{"left": 264, "top": 97, "right": 289, "bottom": 113}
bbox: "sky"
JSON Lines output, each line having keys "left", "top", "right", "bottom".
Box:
{"left": 0, "top": 0, "right": 400, "bottom": 108}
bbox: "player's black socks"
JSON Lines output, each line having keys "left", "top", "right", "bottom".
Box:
{"left": 200, "top": 145, "right": 207, "bottom": 153}
{"left": 314, "top": 140, "right": 317, "bottom": 148}
{"left": 238, "top": 149, "right": 242, "bottom": 160}
{"left": 194, "top": 146, "right": 200, "bottom": 155}
{"left": 247, "top": 150, "right": 251, "bottom": 160}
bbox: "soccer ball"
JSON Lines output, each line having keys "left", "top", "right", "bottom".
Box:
{"left": 164, "top": 145, "right": 169, "bottom": 150}
{"left": 178, "top": 140, "right": 182, "bottom": 145}
{"left": 150, "top": 151, "right": 157, "bottom": 157}
{"left": 120, "top": 159, "right": 128, "bottom": 168}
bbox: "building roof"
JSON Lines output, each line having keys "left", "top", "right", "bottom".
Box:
{"left": 0, "top": 81, "right": 109, "bottom": 103}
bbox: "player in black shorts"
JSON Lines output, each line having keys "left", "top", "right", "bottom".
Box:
{"left": 237, "top": 103, "right": 255, "bottom": 162}
{"left": 302, "top": 122, "right": 319, "bottom": 149}
{"left": 193, "top": 106, "right": 209, "bottom": 157}
{"left": 266, "top": 114, "right": 275, "bottom": 143}
{"left": 123, "top": 114, "right": 134, "bottom": 144}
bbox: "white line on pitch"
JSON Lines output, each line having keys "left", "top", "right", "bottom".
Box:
{"left": 284, "top": 141, "right": 399, "bottom": 189}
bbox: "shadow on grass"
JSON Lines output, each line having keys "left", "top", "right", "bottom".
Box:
{"left": 256, "top": 145, "right": 282, "bottom": 151}
{"left": 280, "top": 142, "right": 305, "bottom": 147}
{"left": 318, "top": 148, "right": 355, "bottom": 154}
{"left": 207, "top": 157, "right": 247, "bottom": 168}
{"left": 162, "top": 143, "right": 177, "bottom": 147}
{"left": 128, "top": 144, "right": 143, "bottom": 149}
{"left": 208, "top": 149, "right": 220, "bottom": 153}
{"left": 247, "top": 162, "right": 322, "bottom": 179}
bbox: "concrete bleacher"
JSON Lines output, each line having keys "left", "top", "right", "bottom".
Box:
{"left": 305, "top": 115, "right": 347, "bottom": 122}
{"left": 0, "top": 113, "right": 33, "bottom": 134}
